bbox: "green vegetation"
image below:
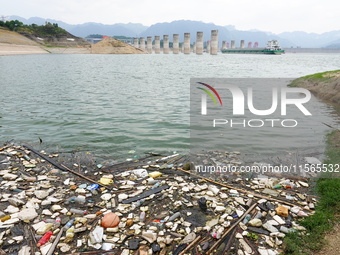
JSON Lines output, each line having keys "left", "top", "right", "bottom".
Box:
{"left": 302, "top": 69, "right": 340, "bottom": 79}
{"left": 284, "top": 70, "right": 340, "bottom": 254}
{"left": 284, "top": 137, "right": 340, "bottom": 254}
{"left": 112, "top": 35, "right": 134, "bottom": 40}
{"left": 289, "top": 69, "right": 340, "bottom": 87}
{"left": 86, "top": 34, "right": 104, "bottom": 38}
{"left": 0, "top": 20, "right": 68, "bottom": 37}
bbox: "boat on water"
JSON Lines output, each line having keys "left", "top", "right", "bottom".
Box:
{"left": 221, "top": 40, "right": 285, "bottom": 55}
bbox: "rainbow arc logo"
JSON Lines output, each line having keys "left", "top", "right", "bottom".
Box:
{"left": 196, "top": 82, "right": 223, "bottom": 115}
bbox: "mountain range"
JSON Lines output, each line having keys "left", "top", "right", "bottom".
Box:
{"left": 10, "top": 16, "right": 340, "bottom": 48}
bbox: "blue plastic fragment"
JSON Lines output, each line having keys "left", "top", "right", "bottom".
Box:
{"left": 87, "top": 184, "right": 99, "bottom": 190}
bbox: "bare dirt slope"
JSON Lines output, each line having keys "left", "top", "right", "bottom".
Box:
{"left": 0, "top": 28, "right": 40, "bottom": 45}
{"left": 91, "top": 37, "right": 147, "bottom": 54}
{"left": 291, "top": 71, "right": 340, "bottom": 105}
{"left": 0, "top": 28, "right": 48, "bottom": 55}
{"left": 313, "top": 223, "right": 340, "bottom": 255}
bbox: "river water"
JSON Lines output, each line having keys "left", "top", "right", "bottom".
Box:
{"left": 0, "top": 53, "right": 339, "bottom": 161}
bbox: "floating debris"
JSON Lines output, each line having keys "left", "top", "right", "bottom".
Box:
{"left": 0, "top": 143, "right": 318, "bottom": 254}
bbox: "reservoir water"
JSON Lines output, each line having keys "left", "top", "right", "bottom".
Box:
{"left": 0, "top": 53, "right": 339, "bottom": 161}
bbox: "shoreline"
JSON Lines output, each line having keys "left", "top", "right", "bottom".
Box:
{"left": 2, "top": 43, "right": 340, "bottom": 56}
{"left": 0, "top": 142, "right": 318, "bottom": 255}
{"left": 284, "top": 70, "right": 340, "bottom": 254}
{"left": 0, "top": 43, "right": 49, "bottom": 55}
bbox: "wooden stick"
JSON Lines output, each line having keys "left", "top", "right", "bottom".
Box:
{"left": 177, "top": 168, "right": 313, "bottom": 211}
{"left": 46, "top": 228, "right": 64, "bottom": 255}
{"left": 23, "top": 144, "right": 112, "bottom": 190}
{"left": 206, "top": 203, "right": 258, "bottom": 254}
{"left": 222, "top": 227, "right": 238, "bottom": 253}
{"left": 178, "top": 235, "right": 202, "bottom": 255}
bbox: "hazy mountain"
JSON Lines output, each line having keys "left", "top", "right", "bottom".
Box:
{"left": 9, "top": 15, "right": 147, "bottom": 37}
{"left": 140, "top": 20, "right": 293, "bottom": 47}
{"left": 8, "top": 16, "right": 340, "bottom": 48}
{"left": 10, "top": 16, "right": 73, "bottom": 31}
{"left": 325, "top": 38, "right": 340, "bottom": 48}
{"left": 140, "top": 20, "right": 232, "bottom": 44}
{"left": 279, "top": 30, "right": 340, "bottom": 48}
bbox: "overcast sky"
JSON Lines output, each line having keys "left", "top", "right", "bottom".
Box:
{"left": 2, "top": 0, "right": 339, "bottom": 34}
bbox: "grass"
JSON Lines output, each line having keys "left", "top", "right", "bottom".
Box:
{"left": 302, "top": 70, "right": 340, "bottom": 79}
{"left": 284, "top": 70, "right": 340, "bottom": 254}
{"left": 283, "top": 129, "right": 340, "bottom": 254}
{"left": 288, "top": 69, "right": 340, "bottom": 87}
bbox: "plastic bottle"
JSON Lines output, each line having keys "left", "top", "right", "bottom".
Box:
{"left": 243, "top": 214, "right": 251, "bottom": 224}
{"left": 87, "top": 184, "right": 99, "bottom": 195}
{"left": 211, "top": 232, "right": 221, "bottom": 239}
{"left": 0, "top": 215, "right": 11, "bottom": 222}
{"left": 63, "top": 219, "right": 75, "bottom": 230}
{"left": 37, "top": 231, "right": 53, "bottom": 247}
{"left": 73, "top": 196, "right": 86, "bottom": 204}
{"left": 44, "top": 219, "right": 55, "bottom": 224}
{"left": 64, "top": 226, "right": 75, "bottom": 243}
{"left": 37, "top": 223, "right": 54, "bottom": 235}
{"left": 168, "top": 212, "right": 181, "bottom": 222}
{"left": 139, "top": 212, "right": 146, "bottom": 222}
{"left": 23, "top": 155, "right": 31, "bottom": 161}
{"left": 70, "top": 208, "right": 87, "bottom": 215}
{"left": 151, "top": 182, "right": 160, "bottom": 189}
{"left": 135, "top": 199, "right": 145, "bottom": 207}
{"left": 53, "top": 217, "right": 61, "bottom": 230}
{"left": 67, "top": 196, "right": 86, "bottom": 204}
{"left": 246, "top": 199, "right": 253, "bottom": 208}
{"left": 254, "top": 211, "right": 263, "bottom": 219}
{"left": 74, "top": 226, "right": 87, "bottom": 233}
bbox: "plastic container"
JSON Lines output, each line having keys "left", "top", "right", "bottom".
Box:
{"left": 64, "top": 227, "right": 75, "bottom": 243}
{"left": 243, "top": 214, "right": 251, "bottom": 224}
{"left": 151, "top": 182, "right": 160, "bottom": 189}
{"left": 254, "top": 211, "right": 263, "bottom": 219}
{"left": 0, "top": 215, "right": 11, "bottom": 222}
{"left": 37, "top": 223, "right": 53, "bottom": 235}
{"left": 99, "top": 177, "right": 113, "bottom": 185}
{"left": 168, "top": 212, "right": 181, "bottom": 222}
{"left": 63, "top": 219, "right": 75, "bottom": 230}
{"left": 211, "top": 232, "right": 221, "bottom": 239}
{"left": 246, "top": 199, "right": 253, "bottom": 208}
{"left": 70, "top": 208, "right": 87, "bottom": 215}
{"left": 68, "top": 196, "right": 86, "bottom": 204}
{"left": 148, "top": 171, "right": 162, "bottom": 178}
{"left": 139, "top": 212, "right": 146, "bottom": 222}
{"left": 44, "top": 219, "right": 55, "bottom": 223}
{"left": 37, "top": 231, "right": 53, "bottom": 247}
{"left": 135, "top": 199, "right": 145, "bottom": 207}
{"left": 53, "top": 217, "right": 61, "bottom": 230}
{"left": 23, "top": 155, "right": 31, "bottom": 161}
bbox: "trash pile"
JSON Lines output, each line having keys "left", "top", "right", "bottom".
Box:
{"left": 0, "top": 143, "right": 317, "bottom": 255}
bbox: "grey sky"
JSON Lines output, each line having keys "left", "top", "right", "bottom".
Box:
{"left": 1, "top": 0, "right": 339, "bottom": 34}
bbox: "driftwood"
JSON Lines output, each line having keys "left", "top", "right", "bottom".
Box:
{"left": 23, "top": 144, "right": 112, "bottom": 190}
{"left": 177, "top": 168, "right": 314, "bottom": 211}
{"left": 207, "top": 202, "right": 258, "bottom": 254}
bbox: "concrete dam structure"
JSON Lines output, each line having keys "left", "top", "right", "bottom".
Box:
{"left": 129, "top": 30, "right": 268, "bottom": 55}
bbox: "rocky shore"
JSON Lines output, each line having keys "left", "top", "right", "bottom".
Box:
{"left": 0, "top": 142, "right": 319, "bottom": 255}
{"left": 289, "top": 70, "right": 340, "bottom": 105}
